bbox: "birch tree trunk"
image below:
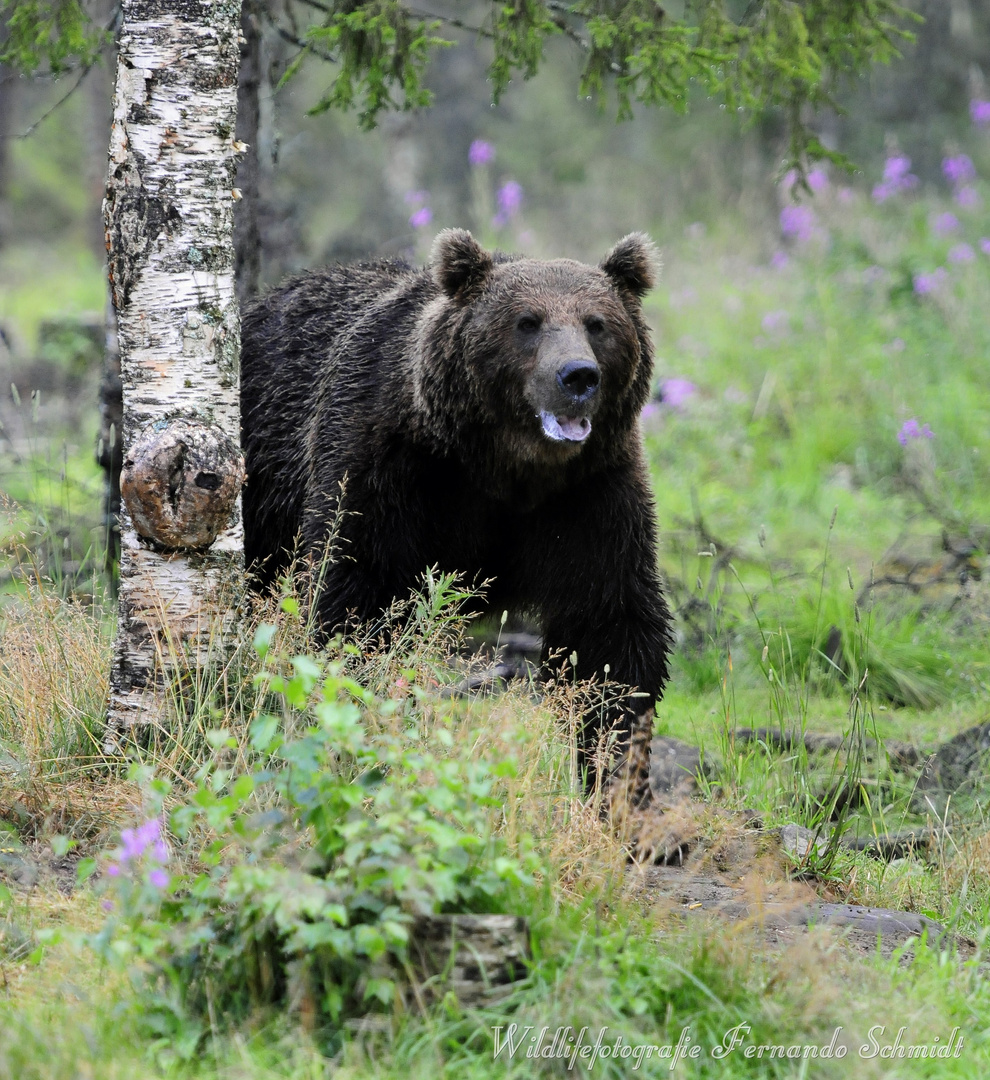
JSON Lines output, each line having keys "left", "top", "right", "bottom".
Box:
{"left": 104, "top": 0, "right": 246, "bottom": 743}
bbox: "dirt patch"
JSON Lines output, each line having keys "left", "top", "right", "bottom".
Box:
{"left": 629, "top": 812, "right": 977, "bottom": 964}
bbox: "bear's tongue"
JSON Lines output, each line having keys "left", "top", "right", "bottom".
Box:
{"left": 540, "top": 411, "right": 591, "bottom": 443}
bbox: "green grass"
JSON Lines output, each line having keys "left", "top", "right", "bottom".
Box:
{"left": 0, "top": 243, "right": 106, "bottom": 356}
{"left": 3, "top": 872, "right": 990, "bottom": 1078}
{"left": 4, "top": 566, "right": 990, "bottom": 1077}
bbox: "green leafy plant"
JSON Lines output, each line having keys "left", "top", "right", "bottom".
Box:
{"left": 0, "top": 0, "right": 108, "bottom": 75}
{"left": 264, "top": 0, "right": 915, "bottom": 164}
{"left": 89, "top": 630, "right": 537, "bottom": 1052}
{"left": 293, "top": 2, "right": 451, "bottom": 128}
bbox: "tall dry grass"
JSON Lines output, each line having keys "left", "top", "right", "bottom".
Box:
{"left": 0, "top": 556, "right": 628, "bottom": 902}
{"left": 0, "top": 577, "right": 140, "bottom": 840}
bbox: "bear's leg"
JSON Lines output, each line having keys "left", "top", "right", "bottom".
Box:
{"left": 524, "top": 470, "right": 673, "bottom": 810}
{"left": 304, "top": 560, "right": 399, "bottom": 643}
{"left": 540, "top": 607, "right": 669, "bottom": 810}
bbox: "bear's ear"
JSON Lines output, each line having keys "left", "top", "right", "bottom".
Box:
{"left": 600, "top": 233, "right": 660, "bottom": 299}
{"left": 431, "top": 229, "right": 494, "bottom": 303}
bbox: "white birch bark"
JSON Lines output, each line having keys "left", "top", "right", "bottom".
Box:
{"left": 104, "top": 0, "right": 246, "bottom": 742}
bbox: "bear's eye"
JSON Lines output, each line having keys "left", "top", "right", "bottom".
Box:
{"left": 586, "top": 316, "right": 606, "bottom": 337}
{"left": 516, "top": 314, "right": 542, "bottom": 333}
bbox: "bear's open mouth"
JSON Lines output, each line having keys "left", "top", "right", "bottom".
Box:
{"left": 539, "top": 411, "right": 592, "bottom": 443}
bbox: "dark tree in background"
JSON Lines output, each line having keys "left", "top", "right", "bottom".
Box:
{"left": 836, "top": 0, "right": 990, "bottom": 179}
{"left": 0, "top": 60, "right": 13, "bottom": 250}
{"left": 234, "top": 0, "right": 263, "bottom": 305}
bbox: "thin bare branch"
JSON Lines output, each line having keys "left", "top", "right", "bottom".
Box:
{"left": 15, "top": 8, "right": 120, "bottom": 139}
{"left": 16, "top": 62, "right": 97, "bottom": 139}
{"left": 262, "top": 10, "right": 337, "bottom": 65}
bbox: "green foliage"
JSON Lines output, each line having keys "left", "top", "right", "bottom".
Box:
{"left": 290, "top": 2, "right": 451, "bottom": 128}
{"left": 0, "top": 0, "right": 108, "bottom": 75}
{"left": 488, "top": 0, "right": 558, "bottom": 98}
{"left": 273, "top": 0, "right": 915, "bottom": 162}
{"left": 776, "top": 588, "right": 952, "bottom": 710}
{"left": 89, "top": 635, "right": 536, "bottom": 1048}
{"left": 640, "top": 134, "right": 990, "bottom": 729}
{"left": 5, "top": 0, "right": 916, "bottom": 166}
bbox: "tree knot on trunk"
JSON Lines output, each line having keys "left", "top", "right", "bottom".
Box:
{"left": 121, "top": 418, "right": 244, "bottom": 551}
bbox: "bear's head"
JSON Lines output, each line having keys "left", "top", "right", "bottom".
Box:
{"left": 414, "top": 229, "right": 659, "bottom": 476}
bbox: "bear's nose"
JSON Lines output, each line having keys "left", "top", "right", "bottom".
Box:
{"left": 556, "top": 360, "right": 600, "bottom": 401}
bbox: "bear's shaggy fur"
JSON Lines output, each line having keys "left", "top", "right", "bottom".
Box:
{"left": 240, "top": 229, "right": 672, "bottom": 798}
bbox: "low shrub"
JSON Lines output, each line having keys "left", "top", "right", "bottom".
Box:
{"left": 89, "top": 628, "right": 538, "bottom": 1054}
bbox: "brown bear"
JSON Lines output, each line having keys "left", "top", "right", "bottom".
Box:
{"left": 240, "top": 229, "right": 672, "bottom": 803}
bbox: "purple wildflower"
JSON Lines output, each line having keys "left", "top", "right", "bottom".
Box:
{"left": 884, "top": 155, "right": 913, "bottom": 182}
{"left": 148, "top": 868, "right": 169, "bottom": 889}
{"left": 913, "top": 268, "right": 948, "bottom": 295}
{"left": 498, "top": 180, "right": 523, "bottom": 215}
{"left": 403, "top": 190, "right": 429, "bottom": 206}
{"left": 933, "top": 212, "right": 960, "bottom": 235}
{"left": 660, "top": 378, "right": 697, "bottom": 409}
{"left": 121, "top": 818, "right": 160, "bottom": 863}
{"left": 942, "top": 154, "right": 976, "bottom": 185}
{"left": 101, "top": 899, "right": 114, "bottom": 913}
{"left": 872, "top": 154, "right": 919, "bottom": 202}
{"left": 980, "top": 238, "right": 990, "bottom": 255}
{"left": 898, "top": 418, "right": 919, "bottom": 444}
{"left": 761, "top": 310, "right": 789, "bottom": 334}
{"left": 641, "top": 402, "right": 660, "bottom": 420}
{"left": 409, "top": 206, "right": 433, "bottom": 229}
{"left": 807, "top": 168, "right": 828, "bottom": 192}
{"left": 971, "top": 99, "right": 990, "bottom": 126}
{"left": 956, "top": 185, "right": 981, "bottom": 209}
{"left": 871, "top": 182, "right": 896, "bottom": 203}
{"left": 492, "top": 181, "right": 523, "bottom": 228}
{"left": 837, "top": 187, "right": 855, "bottom": 204}
{"left": 898, "top": 418, "right": 934, "bottom": 446}
{"left": 770, "top": 251, "right": 790, "bottom": 270}
{"left": 112, "top": 817, "right": 169, "bottom": 882}
{"left": 948, "top": 242, "right": 975, "bottom": 263}
{"left": 782, "top": 167, "right": 826, "bottom": 196}
{"left": 468, "top": 139, "right": 495, "bottom": 167}
{"left": 780, "top": 204, "right": 815, "bottom": 242}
